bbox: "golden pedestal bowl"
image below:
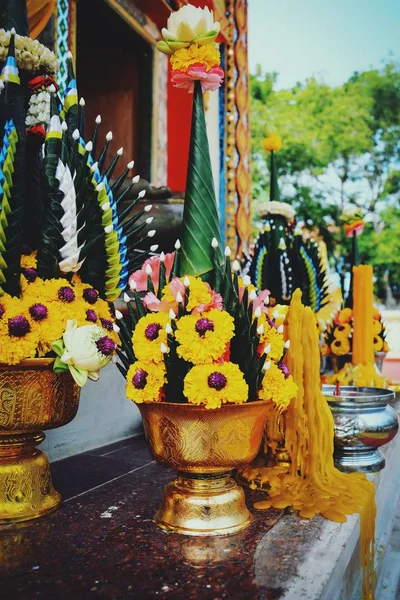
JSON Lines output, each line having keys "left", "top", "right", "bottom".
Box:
{"left": 138, "top": 401, "right": 270, "bottom": 536}
{"left": 0, "top": 359, "right": 80, "bottom": 523}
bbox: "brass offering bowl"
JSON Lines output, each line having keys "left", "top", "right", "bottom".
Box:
{"left": 138, "top": 401, "right": 270, "bottom": 536}
{"left": 0, "top": 359, "right": 80, "bottom": 522}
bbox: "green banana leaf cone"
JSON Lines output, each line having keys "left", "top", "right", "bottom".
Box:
{"left": 179, "top": 80, "right": 223, "bottom": 280}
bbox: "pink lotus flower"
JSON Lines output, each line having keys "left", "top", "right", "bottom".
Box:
{"left": 143, "top": 292, "right": 174, "bottom": 314}
{"left": 253, "top": 289, "right": 271, "bottom": 314}
{"left": 171, "top": 64, "right": 224, "bottom": 92}
{"left": 129, "top": 252, "right": 175, "bottom": 293}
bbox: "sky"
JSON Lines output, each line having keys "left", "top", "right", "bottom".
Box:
{"left": 248, "top": 0, "right": 400, "bottom": 89}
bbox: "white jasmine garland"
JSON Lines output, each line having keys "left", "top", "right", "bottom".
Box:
{"left": 0, "top": 30, "right": 58, "bottom": 74}
{"left": 258, "top": 201, "right": 295, "bottom": 222}
{"left": 25, "top": 85, "right": 51, "bottom": 127}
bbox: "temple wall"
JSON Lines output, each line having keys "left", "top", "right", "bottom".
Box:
{"left": 41, "top": 365, "right": 143, "bottom": 462}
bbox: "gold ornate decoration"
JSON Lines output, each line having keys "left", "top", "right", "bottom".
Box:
{"left": 213, "top": 0, "right": 233, "bottom": 42}
{"left": 223, "top": 0, "right": 252, "bottom": 255}
{"left": 223, "top": 0, "right": 237, "bottom": 253}
{"left": 138, "top": 401, "right": 270, "bottom": 536}
{"left": 0, "top": 359, "right": 80, "bottom": 523}
{"left": 234, "top": 0, "right": 252, "bottom": 256}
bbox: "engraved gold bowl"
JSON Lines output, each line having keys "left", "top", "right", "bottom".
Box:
{"left": 138, "top": 401, "right": 270, "bottom": 536}
{"left": 0, "top": 359, "right": 80, "bottom": 522}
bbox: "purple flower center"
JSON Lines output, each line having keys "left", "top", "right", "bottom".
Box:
{"left": 83, "top": 288, "right": 99, "bottom": 304}
{"left": 278, "top": 363, "right": 290, "bottom": 379}
{"left": 86, "top": 309, "right": 98, "bottom": 323}
{"left": 29, "top": 303, "right": 48, "bottom": 321}
{"left": 195, "top": 318, "right": 214, "bottom": 336}
{"left": 145, "top": 323, "right": 162, "bottom": 341}
{"left": 0, "top": 304, "right": 4, "bottom": 319}
{"left": 58, "top": 286, "right": 75, "bottom": 303}
{"left": 337, "top": 325, "right": 345, "bottom": 331}
{"left": 132, "top": 368, "right": 148, "bottom": 390}
{"left": 95, "top": 335, "right": 116, "bottom": 356}
{"left": 334, "top": 340, "right": 341, "bottom": 347}
{"left": 100, "top": 318, "right": 113, "bottom": 331}
{"left": 8, "top": 315, "right": 31, "bottom": 337}
{"left": 22, "top": 267, "right": 38, "bottom": 283}
{"left": 207, "top": 371, "right": 228, "bottom": 391}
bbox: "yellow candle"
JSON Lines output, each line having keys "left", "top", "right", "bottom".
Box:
{"left": 352, "top": 265, "right": 374, "bottom": 365}
{"left": 254, "top": 288, "right": 376, "bottom": 599}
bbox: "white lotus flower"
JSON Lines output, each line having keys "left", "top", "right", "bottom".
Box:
{"left": 53, "top": 320, "right": 116, "bottom": 386}
{"left": 157, "top": 5, "right": 220, "bottom": 55}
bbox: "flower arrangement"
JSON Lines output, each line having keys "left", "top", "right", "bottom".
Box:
{"left": 119, "top": 242, "right": 297, "bottom": 411}
{"left": 323, "top": 307, "right": 389, "bottom": 358}
{"left": 157, "top": 5, "right": 224, "bottom": 92}
{"left": 340, "top": 205, "right": 365, "bottom": 238}
{"left": 0, "top": 29, "right": 154, "bottom": 385}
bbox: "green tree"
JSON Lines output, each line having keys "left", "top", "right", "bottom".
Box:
{"left": 250, "top": 62, "right": 400, "bottom": 302}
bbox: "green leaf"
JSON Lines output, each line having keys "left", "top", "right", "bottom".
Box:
{"left": 179, "top": 81, "right": 223, "bottom": 279}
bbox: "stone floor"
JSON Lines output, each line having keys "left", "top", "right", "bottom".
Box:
{"left": 1, "top": 434, "right": 399, "bottom": 600}
{"left": 0, "top": 436, "right": 284, "bottom": 600}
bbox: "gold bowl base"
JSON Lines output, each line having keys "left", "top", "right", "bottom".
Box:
{"left": 0, "top": 432, "right": 61, "bottom": 523}
{"left": 154, "top": 472, "right": 252, "bottom": 536}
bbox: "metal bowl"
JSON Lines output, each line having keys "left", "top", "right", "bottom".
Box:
{"left": 322, "top": 385, "right": 398, "bottom": 473}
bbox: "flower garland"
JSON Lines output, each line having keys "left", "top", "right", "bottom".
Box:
{"left": 25, "top": 75, "right": 59, "bottom": 131}
{"left": 0, "top": 29, "right": 58, "bottom": 75}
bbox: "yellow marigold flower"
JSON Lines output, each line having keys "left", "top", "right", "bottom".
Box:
{"left": 373, "top": 335, "right": 383, "bottom": 353}
{"left": 0, "top": 293, "right": 22, "bottom": 335}
{"left": 330, "top": 337, "right": 351, "bottom": 356}
{"left": 132, "top": 313, "right": 169, "bottom": 364}
{"left": 170, "top": 43, "right": 220, "bottom": 72}
{"left": 373, "top": 319, "right": 382, "bottom": 335}
{"left": 258, "top": 313, "right": 285, "bottom": 361}
{"left": 186, "top": 276, "right": 212, "bottom": 311}
{"left": 175, "top": 309, "right": 234, "bottom": 364}
{"left": 25, "top": 300, "right": 66, "bottom": 356}
{"left": 333, "top": 323, "right": 351, "bottom": 340}
{"left": 126, "top": 361, "right": 166, "bottom": 403}
{"left": 336, "top": 308, "right": 352, "bottom": 325}
{"left": 20, "top": 251, "right": 37, "bottom": 269}
{"left": 162, "top": 276, "right": 211, "bottom": 312}
{"left": 184, "top": 362, "right": 248, "bottom": 409}
{"left": 0, "top": 299, "right": 39, "bottom": 364}
{"left": 259, "top": 362, "right": 297, "bottom": 412}
{"left": 320, "top": 342, "right": 330, "bottom": 357}
{"left": 263, "top": 134, "right": 282, "bottom": 153}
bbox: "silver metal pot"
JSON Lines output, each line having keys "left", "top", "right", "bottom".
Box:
{"left": 322, "top": 385, "right": 398, "bottom": 473}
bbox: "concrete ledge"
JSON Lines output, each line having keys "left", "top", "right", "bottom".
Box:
{"left": 252, "top": 404, "right": 400, "bottom": 600}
